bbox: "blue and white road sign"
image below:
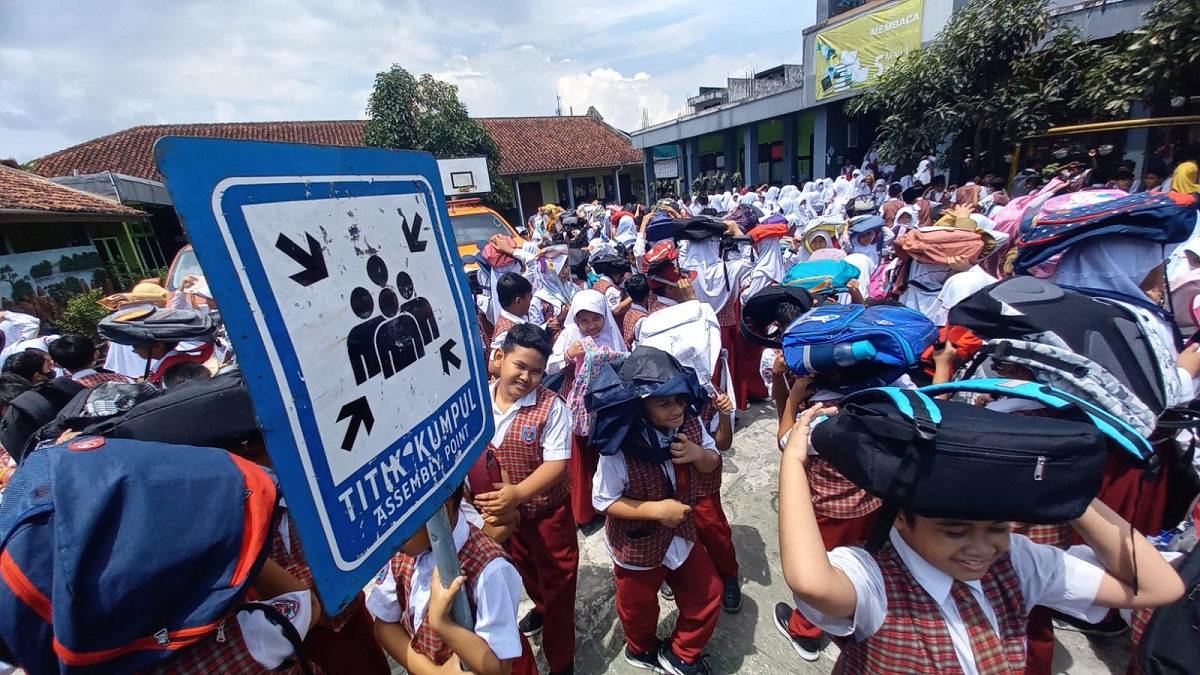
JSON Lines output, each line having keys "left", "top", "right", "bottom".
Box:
{"left": 154, "top": 138, "right": 493, "bottom": 611}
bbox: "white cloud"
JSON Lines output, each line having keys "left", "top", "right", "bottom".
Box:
{"left": 2, "top": 0, "right": 818, "bottom": 162}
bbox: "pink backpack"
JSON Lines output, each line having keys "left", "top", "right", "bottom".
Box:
{"left": 986, "top": 178, "right": 1064, "bottom": 278}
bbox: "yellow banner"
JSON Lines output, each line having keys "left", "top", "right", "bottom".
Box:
{"left": 814, "top": 0, "right": 924, "bottom": 101}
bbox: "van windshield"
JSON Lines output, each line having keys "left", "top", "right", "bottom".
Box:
{"left": 450, "top": 212, "right": 511, "bottom": 247}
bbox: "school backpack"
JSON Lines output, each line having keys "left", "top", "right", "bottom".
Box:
{"left": 1014, "top": 190, "right": 1198, "bottom": 273}
{"left": 0, "top": 437, "right": 278, "bottom": 674}
{"left": 637, "top": 300, "right": 722, "bottom": 394}
{"left": 0, "top": 377, "right": 86, "bottom": 464}
{"left": 894, "top": 226, "right": 990, "bottom": 266}
{"left": 97, "top": 306, "right": 215, "bottom": 346}
{"left": 783, "top": 259, "right": 862, "bottom": 297}
{"left": 781, "top": 304, "right": 938, "bottom": 394}
{"left": 1136, "top": 547, "right": 1200, "bottom": 675}
{"left": 811, "top": 383, "right": 1115, "bottom": 549}
{"left": 949, "top": 276, "right": 1178, "bottom": 434}
{"left": 1169, "top": 267, "right": 1200, "bottom": 330}
{"left": 740, "top": 286, "right": 814, "bottom": 349}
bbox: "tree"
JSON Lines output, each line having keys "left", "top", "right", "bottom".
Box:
{"left": 1079, "top": 0, "right": 1200, "bottom": 119}
{"left": 847, "top": 0, "right": 1102, "bottom": 176}
{"left": 363, "top": 66, "right": 513, "bottom": 208}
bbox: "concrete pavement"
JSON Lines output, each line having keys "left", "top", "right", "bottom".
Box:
{"left": 394, "top": 401, "right": 1135, "bottom": 674}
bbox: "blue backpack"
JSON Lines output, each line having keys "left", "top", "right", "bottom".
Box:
{"left": 0, "top": 438, "right": 278, "bottom": 674}
{"left": 1015, "top": 191, "right": 1198, "bottom": 272}
{"left": 781, "top": 304, "right": 938, "bottom": 393}
{"left": 783, "top": 259, "right": 862, "bottom": 297}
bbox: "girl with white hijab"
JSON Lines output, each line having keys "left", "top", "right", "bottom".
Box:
{"left": 741, "top": 221, "right": 788, "bottom": 305}
{"left": 530, "top": 247, "right": 577, "bottom": 330}
{"left": 1051, "top": 236, "right": 1194, "bottom": 403}
{"left": 679, "top": 233, "right": 752, "bottom": 315}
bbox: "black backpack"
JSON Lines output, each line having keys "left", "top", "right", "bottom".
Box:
{"left": 1137, "top": 548, "right": 1200, "bottom": 674}
{"left": 949, "top": 276, "right": 1168, "bottom": 414}
{"left": 0, "top": 377, "right": 85, "bottom": 463}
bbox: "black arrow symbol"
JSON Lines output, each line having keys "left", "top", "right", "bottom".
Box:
{"left": 275, "top": 232, "right": 329, "bottom": 287}
{"left": 336, "top": 396, "right": 374, "bottom": 452}
{"left": 440, "top": 339, "right": 462, "bottom": 376}
{"left": 399, "top": 209, "right": 428, "bottom": 253}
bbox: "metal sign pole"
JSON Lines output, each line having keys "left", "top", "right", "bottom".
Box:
{"left": 426, "top": 505, "right": 474, "bottom": 671}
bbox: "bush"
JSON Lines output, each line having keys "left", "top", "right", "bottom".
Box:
{"left": 54, "top": 289, "right": 110, "bottom": 339}
{"left": 28, "top": 260, "right": 54, "bottom": 279}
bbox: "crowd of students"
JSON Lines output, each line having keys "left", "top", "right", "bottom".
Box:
{"left": 0, "top": 150, "right": 1198, "bottom": 675}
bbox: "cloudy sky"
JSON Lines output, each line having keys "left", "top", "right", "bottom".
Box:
{"left": 1, "top": 0, "right": 817, "bottom": 162}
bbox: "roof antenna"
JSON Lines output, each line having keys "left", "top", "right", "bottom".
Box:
{"left": 555, "top": 92, "right": 563, "bottom": 117}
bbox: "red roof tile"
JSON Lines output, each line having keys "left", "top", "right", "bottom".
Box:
{"left": 0, "top": 166, "right": 146, "bottom": 218}
{"left": 30, "top": 117, "right": 642, "bottom": 182}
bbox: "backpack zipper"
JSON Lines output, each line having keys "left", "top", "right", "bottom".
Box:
{"left": 1034, "top": 456, "right": 1046, "bottom": 481}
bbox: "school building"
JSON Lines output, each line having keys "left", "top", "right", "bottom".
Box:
{"left": 631, "top": 0, "right": 1166, "bottom": 194}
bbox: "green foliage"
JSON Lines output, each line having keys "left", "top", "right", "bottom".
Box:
{"left": 847, "top": 0, "right": 1103, "bottom": 174}
{"left": 1080, "top": 0, "right": 1200, "bottom": 117}
{"left": 44, "top": 277, "right": 87, "bottom": 305}
{"left": 28, "top": 260, "right": 54, "bottom": 279}
{"left": 54, "top": 289, "right": 110, "bottom": 339}
{"left": 363, "top": 66, "right": 514, "bottom": 208}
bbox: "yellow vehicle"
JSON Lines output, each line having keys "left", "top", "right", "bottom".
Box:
{"left": 447, "top": 198, "right": 523, "bottom": 276}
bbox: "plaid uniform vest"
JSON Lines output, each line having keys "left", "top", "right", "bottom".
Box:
{"left": 491, "top": 314, "right": 517, "bottom": 344}
{"left": 592, "top": 278, "right": 615, "bottom": 297}
{"left": 622, "top": 305, "right": 648, "bottom": 347}
{"left": 392, "top": 524, "right": 508, "bottom": 666}
{"left": 74, "top": 371, "right": 131, "bottom": 388}
{"left": 806, "top": 455, "right": 883, "bottom": 520}
{"left": 606, "top": 417, "right": 703, "bottom": 568}
{"left": 271, "top": 513, "right": 360, "bottom": 631}
{"left": 715, "top": 295, "right": 738, "bottom": 328}
{"left": 477, "top": 309, "right": 494, "bottom": 348}
{"left": 488, "top": 387, "right": 571, "bottom": 520}
{"left": 831, "top": 542, "right": 1027, "bottom": 675}
{"left": 695, "top": 402, "right": 722, "bottom": 497}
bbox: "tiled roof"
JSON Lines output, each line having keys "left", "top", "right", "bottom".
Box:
{"left": 30, "top": 117, "right": 643, "bottom": 181}
{"left": 477, "top": 116, "right": 642, "bottom": 174}
{"left": 0, "top": 166, "right": 146, "bottom": 218}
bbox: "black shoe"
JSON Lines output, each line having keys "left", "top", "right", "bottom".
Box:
{"left": 772, "top": 602, "right": 821, "bottom": 662}
{"left": 1051, "top": 610, "right": 1129, "bottom": 637}
{"left": 721, "top": 577, "right": 742, "bottom": 613}
{"left": 518, "top": 609, "right": 543, "bottom": 637}
{"left": 657, "top": 644, "right": 712, "bottom": 675}
{"left": 624, "top": 643, "right": 664, "bottom": 672}
{"left": 660, "top": 582, "right": 675, "bottom": 602}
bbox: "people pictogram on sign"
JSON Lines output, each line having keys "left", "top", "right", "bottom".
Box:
{"left": 347, "top": 254, "right": 441, "bottom": 384}
{"left": 397, "top": 271, "right": 439, "bottom": 345}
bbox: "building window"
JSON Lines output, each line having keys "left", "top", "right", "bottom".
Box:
{"left": 128, "top": 222, "right": 166, "bottom": 271}
{"left": 847, "top": 123, "right": 860, "bottom": 149}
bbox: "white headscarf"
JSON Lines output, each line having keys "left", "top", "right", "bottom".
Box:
{"left": 680, "top": 238, "right": 746, "bottom": 312}
{"left": 615, "top": 215, "right": 638, "bottom": 246}
{"left": 848, "top": 228, "right": 882, "bottom": 267}
{"left": 553, "top": 289, "right": 626, "bottom": 354}
{"left": 893, "top": 206, "right": 919, "bottom": 237}
{"left": 741, "top": 232, "right": 787, "bottom": 305}
{"left": 479, "top": 260, "right": 523, "bottom": 324}
{"left": 900, "top": 260, "right": 950, "bottom": 318}
{"left": 1051, "top": 236, "right": 1171, "bottom": 303}
{"left": 531, "top": 248, "right": 576, "bottom": 311}
{"left": 844, "top": 252, "right": 876, "bottom": 294}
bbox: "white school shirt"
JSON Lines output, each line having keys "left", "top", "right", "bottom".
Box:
{"left": 592, "top": 426, "right": 719, "bottom": 571}
{"left": 489, "top": 381, "right": 572, "bottom": 462}
{"left": 927, "top": 266, "right": 997, "bottom": 326}
{"left": 795, "top": 529, "right": 1109, "bottom": 675}
{"left": 488, "top": 309, "right": 529, "bottom": 353}
{"left": 365, "top": 515, "right": 524, "bottom": 661}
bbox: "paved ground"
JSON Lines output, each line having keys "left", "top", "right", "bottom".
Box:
{"left": 398, "top": 401, "right": 1136, "bottom": 674}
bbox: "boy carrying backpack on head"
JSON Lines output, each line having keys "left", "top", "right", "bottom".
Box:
{"left": 589, "top": 347, "right": 722, "bottom": 675}
{"left": 779, "top": 402, "right": 1185, "bottom": 675}
{"left": 367, "top": 485, "right": 535, "bottom": 675}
